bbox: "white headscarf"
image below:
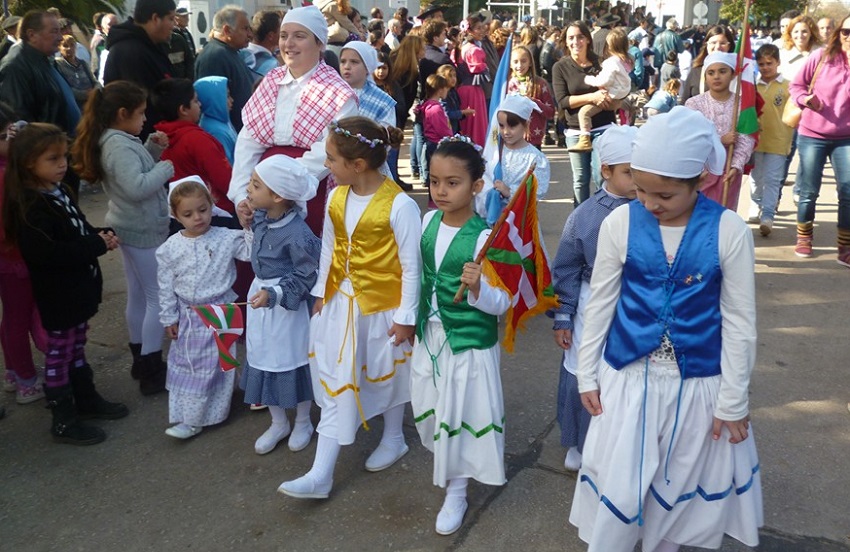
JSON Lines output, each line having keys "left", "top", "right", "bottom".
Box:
{"left": 342, "top": 41, "right": 380, "bottom": 81}
{"left": 702, "top": 52, "right": 737, "bottom": 75}
{"left": 631, "top": 106, "right": 726, "bottom": 178}
{"left": 167, "top": 176, "right": 232, "bottom": 219}
{"left": 596, "top": 125, "right": 638, "bottom": 166}
{"left": 282, "top": 6, "right": 328, "bottom": 45}
{"left": 497, "top": 94, "right": 542, "bottom": 121}
{"left": 254, "top": 155, "right": 318, "bottom": 214}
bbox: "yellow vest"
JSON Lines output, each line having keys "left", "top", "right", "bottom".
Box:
{"left": 324, "top": 179, "right": 402, "bottom": 315}
{"left": 756, "top": 77, "right": 794, "bottom": 156}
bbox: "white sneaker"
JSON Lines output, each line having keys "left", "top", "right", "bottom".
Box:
{"left": 364, "top": 441, "right": 409, "bottom": 472}
{"left": 564, "top": 448, "right": 582, "bottom": 471}
{"left": 759, "top": 218, "right": 773, "bottom": 237}
{"left": 435, "top": 498, "right": 468, "bottom": 535}
{"left": 254, "top": 422, "right": 291, "bottom": 455}
{"left": 3, "top": 371, "right": 16, "bottom": 393}
{"left": 277, "top": 473, "right": 332, "bottom": 499}
{"left": 288, "top": 422, "right": 314, "bottom": 452}
{"left": 165, "top": 423, "right": 203, "bottom": 440}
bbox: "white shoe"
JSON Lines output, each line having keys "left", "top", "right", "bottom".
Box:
{"left": 435, "top": 498, "right": 468, "bottom": 535}
{"left": 254, "top": 422, "right": 291, "bottom": 455}
{"left": 288, "top": 422, "right": 314, "bottom": 452}
{"left": 277, "top": 473, "right": 332, "bottom": 499}
{"left": 364, "top": 441, "right": 409, "bottom": 472}
{"left": 759, "top": 218, "right": 773, "bottom": 237}
{"left": 165, "top": 423, "right": 203, "bottom": 440}
{"left": 564, "top": 448, "right": 582, "bottom": 471}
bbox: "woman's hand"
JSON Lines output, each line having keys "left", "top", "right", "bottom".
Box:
{"left": 387, "top": 323, "right": 415, "bottom": 346}
{"left": 554, "top": 328, "right": 573, "bottom": 350}
{"left": 593, "top": 89, "right": 611, "bottom": 109}
{"left": 804, "top": 93, "right": 823, "bottom": 112}
{"left": 720, "top": 130, "right": 737, "bottom": 146}
{"left": 712, "top": 415, "right": 750, "bottom": 443}
{"left": 580, "top": 390, "right": 603, "bottom": 416}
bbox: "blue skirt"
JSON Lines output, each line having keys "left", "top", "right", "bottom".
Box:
{"left": 556, "top": 367, "right": 591, "bottom": 451}
{"left": 239, "top": 364, "right": 313, "bottom": 408}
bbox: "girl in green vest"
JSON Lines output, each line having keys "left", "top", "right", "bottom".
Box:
{"left": 410, "top": 136, "right": 511, "bottom": 536}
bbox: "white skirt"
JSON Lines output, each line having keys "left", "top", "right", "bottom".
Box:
{"left": 410, "top": 321, "right": 506, "bottom": 488}
{"left": 569, "top": 358, "right": 763, "bottom": 552}
{"left": 309, "top": 280, "right": 411, "bottom": 446}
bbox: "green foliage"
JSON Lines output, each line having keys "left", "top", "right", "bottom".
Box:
{"left": 8, "top": 0, "right": 125, "bottom": 33}
{"left": 719, "top": 0, "right": 805, "bottom": 26}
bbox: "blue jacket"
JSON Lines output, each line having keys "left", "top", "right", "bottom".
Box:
{"left": 194, "top": 76, "right": 238, "bottom": 164}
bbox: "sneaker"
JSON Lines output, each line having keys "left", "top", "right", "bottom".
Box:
{"left": 165, "top": 423, "right": 203, "bottom": 439}
{"left": 759, "top": 219, "right": 773, "bottom": 237}
{"left": 249, "top": 403, "right": 268, "bottom": 411}
{"left": 795, "top": 236, "right": 813, "bottom": 258}
{"left": 838, "top": 246, "right": 850, "bottom": 268}
{"left": 3, "top": 371, "right": 16, "bottom": 393}
{"left": 793, "top": 193, "right": 800, "bottom": 205}
{"left": 16, "top": 381, "right": 45, "bottom": 404}
{"left": 396, "top": 179, "right": 413, "bottom": 192}
{"left": 543, "top": 134, "right": 555, "bottom": 146}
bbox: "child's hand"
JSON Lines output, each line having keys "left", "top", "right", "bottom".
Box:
{"left": 387, "top": 323, "right": 415, "bottom": 346}
{"left": 236, "top": 199, "right": 254, "bottom": 229}
{"left": 149, "top": 131, "right": 169, "bottom": 147}
{"left": 494, "top": 179, "right": 510, "bottom": 198}
{"left": 249, "top": 289, "right": 269, "bottom": 309}
{"left": 723, "top": 167, "right": 739, "bottom": 189}
{"left": 720, "top": 130, "right": 737, "bottom": 146}
{"left": 460, "top": 261, "right": 482, "bottom": 299}
{"left": 99, "top": 230, "right": 120, "bottom": 250}
{"left": 712, "top": 415, "right": 750, "bottom": 443}
{"left": 312, "top": 299, "right": 324, "bottom": 317}
{"left": 554, "top": 329, "right": 573, "bottom": 350}
{"left": 462, "top": 108, "right": 476, "bottom": 117}
{"left": 580, "top": 390, "right": 603, "bottom": 416}
{"left": 166, "top": 324, "right": 178, "bottom": 340}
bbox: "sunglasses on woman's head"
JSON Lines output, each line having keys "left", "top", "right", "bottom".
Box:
{"left": 840, "top": 28, "right": 850, "bottom": 37}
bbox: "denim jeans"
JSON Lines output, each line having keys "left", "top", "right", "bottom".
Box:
{"left": 410, "top": 122, "right": 425, "bottom": 176}
{"left": 750, "top": 152, "right": 786, "bottom": 220}
{"left": 796, "top": 134, "right": 850, "bottom": 230}
{"left": 565, "top": 128, "right": 605, "bottom": 205}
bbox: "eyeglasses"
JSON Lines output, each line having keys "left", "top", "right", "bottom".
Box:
{"left": 840, "top": 28, "right": 850, "bottom": 37}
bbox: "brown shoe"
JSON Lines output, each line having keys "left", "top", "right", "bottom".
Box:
{"left": 567, "top": 134, "right": 593, "bottom": 152}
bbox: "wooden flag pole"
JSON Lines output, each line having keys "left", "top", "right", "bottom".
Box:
{"left": 722, "top": 0, "right": 752, "bottom": 207}
{"left": 452, "top": 163, "right": 537, "bottom": 304}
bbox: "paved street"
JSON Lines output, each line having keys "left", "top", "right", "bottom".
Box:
{"left": 1, "top": 142, "right": 848, "bottom": 552}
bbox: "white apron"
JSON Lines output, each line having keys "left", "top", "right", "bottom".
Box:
{"left": 246, "top": 276, "right": 310, "bottom": 372}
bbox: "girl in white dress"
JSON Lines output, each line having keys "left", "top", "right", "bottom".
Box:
{"left": 569, "top": 107, "right": 763, "bottom": 552}
{"left": 278, "top": 117, "right": 421, "bottom": 499}
{"left": 411, "top": 136, "right": 510, "bottom": 536}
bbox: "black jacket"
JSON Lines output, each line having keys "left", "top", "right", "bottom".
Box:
{"left": 0, "top": 42, "right": 74, "bottom": 132}
{"left": 419, "top": 44, "right": 451, "bottom": 93}
{"left": 194, "top": 38, "right": 254, "bottom": 131}
{"left": 103, "top": 19, "right": 173, "bottom": 139}
{"left": 18, "top": 185, "right": 108, "bottom": 330}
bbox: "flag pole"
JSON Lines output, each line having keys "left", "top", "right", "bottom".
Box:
{"left": 453, "top": 163, "right": 537, "bottom": 304}
{"left": 722, "top": 0, "right": 751, "bottom": 206}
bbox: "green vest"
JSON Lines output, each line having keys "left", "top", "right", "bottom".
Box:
{"left": 417, "top": 212, "right": 498, "bottom": 354}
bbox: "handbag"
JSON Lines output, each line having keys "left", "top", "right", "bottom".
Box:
{"left": 782, "top": 54, "right": 826, "bottom": 129}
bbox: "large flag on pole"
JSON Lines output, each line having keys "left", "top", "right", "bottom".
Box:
{"left": 482, "top": 33, "right": 513, "bottom": 183}
{"left": 734, "top": 13, "right": 759, "bottom": 135}
{"left": 481, "top": 168, "right": 558, "bottom": 353}
{"left": 190, "top": 303, "right": 244, "bottom": 371}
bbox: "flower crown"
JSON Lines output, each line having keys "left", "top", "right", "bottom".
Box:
{"left": 438, "top": 134, "right": 484, "bottom": 154}
{"left": 330, "top": 121, "right": 384, "bottom": 149}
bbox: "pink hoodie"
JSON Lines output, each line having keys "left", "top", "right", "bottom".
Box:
{"left": 789, "top": 48, "right": 850, "bottom": 140}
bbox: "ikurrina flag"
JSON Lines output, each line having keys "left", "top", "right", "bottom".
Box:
{"left": 482, "top": 170, "right": 558, "bottom": 353}
{"left": 191, "top": 303, "right": 244, "bottom": 371}
{"left": 733, "top": 17, "right": 759, "bottom": 135}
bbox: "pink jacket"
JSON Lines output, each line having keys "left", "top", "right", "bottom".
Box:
{"left": 418, "top": 99, "right": 453, "bottom": 144}
{"left": 789, "top": 48, "right": 850, "bottom": 140}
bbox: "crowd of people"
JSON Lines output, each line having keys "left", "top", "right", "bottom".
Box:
{"left": 0, "top": 0, "right": 848, "bottom": 548}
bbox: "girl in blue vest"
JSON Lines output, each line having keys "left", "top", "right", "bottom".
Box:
{"left": 569, "top": 107, "right": 763, "bottom": 552}
{"left": 279, "top": 117, "right": 421, "bottom": 500}
{"left": 410, "top": 136, "right": 510, "bottom": 536}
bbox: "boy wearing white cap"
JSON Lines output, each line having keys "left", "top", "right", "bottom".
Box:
{"left": 481, "top": 94, "right": 550, "bottom": 223}
{"left": 569, "top": 107, "right": 763, "bottom": 552}
{"left": 157, "top": 178, "right": 252, "bottom": 440}
{"left": 239, "top": 155, "right": 322, "bottom": 455}
{"left": 550, "top": 125, "right": 637, "bottom": 472}
{"left": 684, "top": 52, "right": 756, "bottom": 211}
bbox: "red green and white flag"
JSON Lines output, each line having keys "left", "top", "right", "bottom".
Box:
{"left": 191, "top": 303, "right": 244, "bottom": 371}
{"left": 734, "top": 16, "right": 759, "bottom": 135}
{"left": 482, "top": 170, "right": 559, "bottom": 353}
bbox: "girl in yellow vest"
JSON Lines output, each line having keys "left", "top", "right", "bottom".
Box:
{"left": 279, "top": 117, "right": 421, "bottom": 500}
{"left": 411, "top": 136, "right": 511, "bottom": 536}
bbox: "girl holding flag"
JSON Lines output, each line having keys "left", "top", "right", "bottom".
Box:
{"left": 157, "top": 178, "right": 251, "bottom": 440}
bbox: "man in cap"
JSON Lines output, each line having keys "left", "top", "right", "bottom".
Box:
{"left": 0, "top": 15, "right": 20, "bottom": 61}
{"left": 592, "top": 12, "right": 620, "bottom": 57}
{"left": 175, "top": 7, "right": 196, "bottom": 56}
{"left": 417, "top": 4, "right": 445, "bottom": 23}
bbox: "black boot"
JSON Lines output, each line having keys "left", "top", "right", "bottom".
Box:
{"left": 69, "top": 364, "right": 129, "bottom": 420}
{"left": 129, "top": 343, "right": 143, "bottom": 380}
{"left": 44, "top": 385, "right": 106, "bottom": 446}
{"left": 139, "top": 351, "right": 167, "bottom": 396}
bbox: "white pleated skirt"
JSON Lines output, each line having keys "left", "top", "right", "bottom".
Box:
{"left": 309, "top": 280, "right": 411, "bottom": 446}
{"left": 411, "top": 321, "right": 506, "bottom": 488}
{"left": 569, "top": 358, "right": 763, "bottom": 552}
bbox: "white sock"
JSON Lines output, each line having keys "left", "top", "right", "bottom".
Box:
{"left": 307, "top": 434, "right": 341, "bottom": 484}
{"left": 652, "top": 540, "right": 680, "bottom": 552}
{"left": 444, "top": 477, "right": 469, "bottom": 508}
{"left": 294, "top": 401, "right": 312, "bottom": 428}
{"left": 268, "top": 405, "right": 290, "bottom": 428}
{"left": 379, "top": 404, "right": 406, "bottom": 448}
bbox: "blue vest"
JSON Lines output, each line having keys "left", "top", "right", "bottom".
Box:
{"left": 604, "top": 194, "right": 724, "bottom": 379}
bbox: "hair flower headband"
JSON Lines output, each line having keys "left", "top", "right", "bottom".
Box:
{"left": 438, "top": 134, "right": 484, "bottom": 154}
{"left": 330, "top": 120, "right": 385, "bottom": 148}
